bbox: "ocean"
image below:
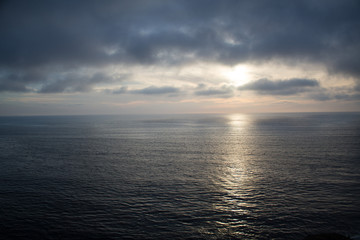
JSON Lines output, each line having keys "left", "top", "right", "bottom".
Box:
{"left": 0, "top": 112, "right": 359, "bottom": 240}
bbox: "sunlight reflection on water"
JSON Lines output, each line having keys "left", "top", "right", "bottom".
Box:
{"left": 206, "top": 114, "right": 259, "bottom": 237}
{"left": 227, "top": 113, "right": 251, "bottom": 129}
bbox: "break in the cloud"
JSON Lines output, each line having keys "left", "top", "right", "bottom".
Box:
{"left": 0, "top": 0, "right": 359, "bottom": 114}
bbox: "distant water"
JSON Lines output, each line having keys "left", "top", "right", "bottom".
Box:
{"left": 0, "top": 113, "right": 359, "bottom": 240}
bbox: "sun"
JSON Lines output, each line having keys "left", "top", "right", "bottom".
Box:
{"left": 223, "top": 64, "right": 251, "bottom": 86}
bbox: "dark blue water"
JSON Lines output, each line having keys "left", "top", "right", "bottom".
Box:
{"left": 0, "top": 113, "right": 359, "bottom": 240}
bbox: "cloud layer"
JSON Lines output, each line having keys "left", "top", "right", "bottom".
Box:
{"left": 0, "top": 0, "right": 359, "bottom": 114}
{"left": 238, "top": 78, "right": 319, "bottom": 95}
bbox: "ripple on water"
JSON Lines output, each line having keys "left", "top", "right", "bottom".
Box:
{"left": 0, "top": 113, "right": 359, "bottom": 239}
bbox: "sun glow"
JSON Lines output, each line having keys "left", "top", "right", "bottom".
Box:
{"left": 227, "top": 114, "right": 250, "bottom": 128}
{"left": 223, "top": 64, "right": 251, "bottom": 86}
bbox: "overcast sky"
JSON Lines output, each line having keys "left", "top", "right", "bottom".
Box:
{"left": 1, "top": 0, "right": 359, "bottom": 115}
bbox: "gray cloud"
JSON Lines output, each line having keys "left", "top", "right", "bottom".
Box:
{"left": 307, "top": 86, "right": 360, "bottom": 101}
{"left": 39, "top": 72, "right": 125, "bottom": 93}
{"left": 112, "top": 86, "right": 128, "bottom": 94}
{"left": 195, "top": 84, "right": 234, "bottom": 98}
{"left": 0, "top": 0, "right": 359, "bottom": 92}
{"left": 111, "top": 85, "right": 181, "bottom": 95}
{"left": 0, "top": 74, "right": 33, "bottom": 92}
{"left": 0, "top": 71, "right": 44, "bottom": 92}
{"left": 354, "top": 84, "right": 360, "bottom": 92}
{"left": 238, "top": 78, "right": 320, "bottom": 95}
{"left": 310, "top": 92, "right": 360, "bottom": 101}
{"left": 130, "top": 86, "right": 180, "bottom": 95}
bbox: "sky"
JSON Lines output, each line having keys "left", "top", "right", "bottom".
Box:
{"left": 1, "top": 0, "right": 360, "bottom": 115}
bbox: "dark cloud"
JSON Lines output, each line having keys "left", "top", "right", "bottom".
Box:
{"left": 310, "top": 92, "right": 360, "bottom": 101}
{"left": 0, "top": 80, "right": 31, "bottom": 92}
{"left": 0, "top": 71, "right": 44, "bottom": 92}
{"left": 130, "top": 86, "right": 180, "bottom": 95}
{"left": 39, "top": 72, "right": 125, "bottom": 93}
{"left": 238, "top": 78, "right": 319, "bottom": 95}
{"left": 307, "top": 87, "right": 360, "bottom": 101}
{"left": 0, "top": 0, "right": 359, "bottom": 92}
{"left": 112, "top": 86, "right": 128, "bottom": 94}
{"left": 355, "top": 84, "right": 360, "bottom": 92}
{"left": 195, "top": 84, "right": 234, "bottom": 97}
{"left": 111, "top": 85, "right": 180, "bottom": 95}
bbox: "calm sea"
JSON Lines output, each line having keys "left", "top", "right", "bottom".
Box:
{"left": 0, "top": 113, "right": 359, "bottom": 240}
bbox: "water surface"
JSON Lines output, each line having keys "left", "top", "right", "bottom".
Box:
{"left": 0, "top": 113, "right": 359, "bottom": 239}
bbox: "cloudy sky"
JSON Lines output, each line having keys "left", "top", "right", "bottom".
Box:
{"left": 1, "top": 0, "right": 359, "bottom": 115}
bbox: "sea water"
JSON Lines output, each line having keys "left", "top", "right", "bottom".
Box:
{"left": 0, "top": 113, "right": 359, "bottom": 239}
